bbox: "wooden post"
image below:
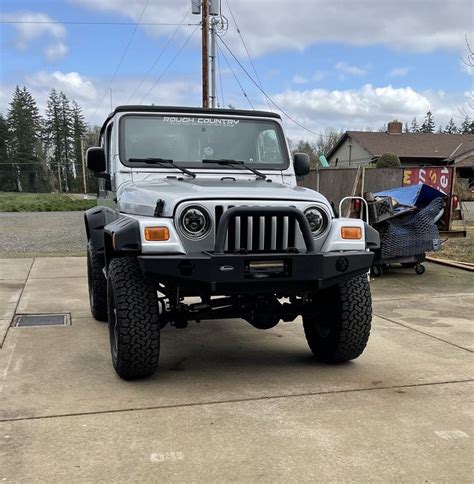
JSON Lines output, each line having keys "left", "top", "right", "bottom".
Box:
{"left": 202, "top": 0, "right": 209, "bottom": 108}
{"left": 81, "top": 137, "right": 87, "bottom": 198}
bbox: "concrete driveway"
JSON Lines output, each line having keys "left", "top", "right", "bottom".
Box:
{"left": 0, "top": 258, "right": 473, "bottom": 482}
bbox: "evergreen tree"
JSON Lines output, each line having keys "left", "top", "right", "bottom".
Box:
{"left": 410, "top": 117, "right": 420, "bottom": 133}
{"left": 420, "top": 110, "right": 435, "bottom": 133}
{"left": 59, "top": 92, "right": 74, "bottom": 191}
{"left": 45, "top": 89, "right": 63, "bottom": 191}
{"left": 460, "top": 116, "right": 474, "bottom": 134}
{"left": 7, "top": 86, "right": 49, "bottom": 192}
{"left": 444, "top": 118, "right": 458, "bottom": 134}
{"left": 0, "top": 114, "right": 17, "bottom": 191}
{"left": 71, "top": 101, "right": 87, "bottom": 193}
{"left": 45, "top": 90, "right": 75, "bottom": 192}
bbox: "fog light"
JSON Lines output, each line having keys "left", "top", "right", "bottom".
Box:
{"left": 145, "top": 227, "right": 170, "bottom": 241}
{"left": 341, "top": 226, "right": 362, "bottom": 240}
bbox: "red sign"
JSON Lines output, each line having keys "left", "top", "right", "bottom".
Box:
{"left": 402, "top": 167, "right": 453, "bottom": 195}
{"left": 403, "top": 166, "right": 453, "bottom": 229}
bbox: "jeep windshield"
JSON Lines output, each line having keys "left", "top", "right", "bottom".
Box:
{"left": 120, "top": 115, "right": 289, "bottom": 169}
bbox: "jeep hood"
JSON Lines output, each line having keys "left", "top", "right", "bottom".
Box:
{"left": 117, "top": 178, "right": 329, "bottom": 217}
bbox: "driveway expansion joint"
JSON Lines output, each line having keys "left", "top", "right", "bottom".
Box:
{"left": 1, "top": 378, "right": 472, "bottom": 424}
{"left": 373, "top": 292, "right": 474, "bottom": 302}
{"left": 374, "top": 313, "right": 474, "bottom": 353}
{"left": 0, "top": 258, "right": 35, "bottom": 348}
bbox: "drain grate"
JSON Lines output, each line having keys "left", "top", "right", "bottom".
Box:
{"left": 13, "top": 313, "right": 71, "bottom": 327}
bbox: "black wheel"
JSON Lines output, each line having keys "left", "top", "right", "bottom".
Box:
{"left": 415, "top": 264, "right": 425, "bottom": 275}
{"left": 371, "top": 265, "right": 383, "bottom": 277}
{"left": 87, "top": 241, "right": 107, "bottom": 321}
{"left": 303, "top": 274, "right": 372, "bottom": 363}
{"left": 107, "top": 257, "right": 161, "bottom": 380}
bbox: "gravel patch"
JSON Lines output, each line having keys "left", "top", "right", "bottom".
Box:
{"left": 0, "top": 212, "right": 87, "bottom": 257}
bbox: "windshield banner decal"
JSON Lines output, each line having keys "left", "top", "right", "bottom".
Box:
{"left": 162, "top": 117, "right": 240, "bottom": 127}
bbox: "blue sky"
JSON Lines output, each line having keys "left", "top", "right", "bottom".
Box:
{"left": 1, "top": 0, "right": 473, "bottom": 139}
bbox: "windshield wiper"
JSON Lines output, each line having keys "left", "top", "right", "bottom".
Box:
{"left": 202, "top": 159, "right": 266, "bottom": 180}
{"left": 128, "top": 158, "right": 196, "bottom": 178}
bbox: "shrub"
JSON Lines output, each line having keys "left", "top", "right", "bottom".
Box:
{"left": 376, "top": 152, "right": 401, "bottom": 168}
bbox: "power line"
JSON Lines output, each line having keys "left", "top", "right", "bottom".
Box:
{"left": 217, "top": 36, "right": 331, "bottom": 139}
{"left": 139, "top": 25, "right": 200, "bottom": 104}
{"left": 217, "top": 42, "right": 254, "bottom": 110}
{"left": 224, "top": 0, "right": 272, "bottom": 111}
{"left": 90, "top": 0, "right": 150, "bottom": 125}
{"left": 0, "top": 20, "right": 199, "bottom": 26}
{"left": 217, "top": 44, "right": 225, "bottom": 108}
{"left": 127, "top": 8, "right": 191, "bottom": 104}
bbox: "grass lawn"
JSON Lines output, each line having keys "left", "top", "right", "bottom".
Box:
{"left": 0, "top": 192, "right": 97, "bottom": 212}
{"left": 432, "top": 225, "right": 474, "bottom": 264}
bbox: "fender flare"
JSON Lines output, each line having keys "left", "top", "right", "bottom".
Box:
{"left": 103, "top": 217, "right": 141, "bottom": 268}
{"left": 84, "top": 206, "right": 115, "bottom": 256}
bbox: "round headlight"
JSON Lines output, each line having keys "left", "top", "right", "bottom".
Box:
{"left": 304, "top": 207, "right": 328, "bottom": 237}
{"left": 180, "top": 206, "right": 211, "bottom": 239}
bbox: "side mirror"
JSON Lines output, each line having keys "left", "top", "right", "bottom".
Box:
{"left": 293, "top": 153, "right": 310, "bottom": 177}
{"left": 86, "top": 147, "right": 106, "bottom": 173}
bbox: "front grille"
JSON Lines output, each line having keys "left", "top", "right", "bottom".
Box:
{"left": 215, "top": 205, "right": 298, "bottom": 252}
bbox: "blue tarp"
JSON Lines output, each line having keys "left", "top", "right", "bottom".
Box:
{"left": 374, "top": 183, "right": 445, "bottom": 208}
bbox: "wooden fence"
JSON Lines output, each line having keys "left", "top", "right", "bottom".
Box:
{"left": 298, "top": 167, "right": 403, "bottom": 208}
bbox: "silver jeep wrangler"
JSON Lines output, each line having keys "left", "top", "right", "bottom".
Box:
{"left": 85, "top": 106, "right": 379, "bottom": 380}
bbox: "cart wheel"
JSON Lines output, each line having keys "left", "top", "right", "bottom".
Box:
{"left": 371, "top": 265, "right": 383, "bottom": 277}
{"left": 415, "top": 264, "right": 425, "bottom": 275}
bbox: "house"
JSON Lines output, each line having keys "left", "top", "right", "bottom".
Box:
{"left": 326, "top": 120, "right": 474, "bottom": 170}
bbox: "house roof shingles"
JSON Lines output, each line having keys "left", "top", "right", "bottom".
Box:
{"left": 328, "top": 131, "right": 474, "bottom": 160}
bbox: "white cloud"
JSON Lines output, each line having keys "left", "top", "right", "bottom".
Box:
{"left": 27, "top": 71, "right": 97, "bottom": 102}
{"left": 268, "top": 84, "right": 462, "bottom": 139}
{"left": 389, "top": 67, "right": 410, "bottom": 77}
{"left": 1, "top": 70, "right": 201, "bottom": 126}
{"left": 292, "top": 74, "right": 308, "bottom": 84}
{"left": 72, "top": 0, "right": 471, "bottom": 56}
{"left": 334, "top": 62, "right": 366, "bottom": 77}
{"left": 0, "top": 11, "right": 68, "bottom": 62}
{"left": 45, "top": 42, "right": 69, "bottom": 62}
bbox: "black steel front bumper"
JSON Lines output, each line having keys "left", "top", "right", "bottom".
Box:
{"left": 138, "top": 250, "right": 374, "bottom": 294}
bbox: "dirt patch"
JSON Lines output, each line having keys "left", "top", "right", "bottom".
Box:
{"left": 432, "top": 225, "right": 474, "bottom": 264}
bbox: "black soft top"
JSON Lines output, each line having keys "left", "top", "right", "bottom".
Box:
{"left": 99, "top": 105, "right": 281, "bottom": 136}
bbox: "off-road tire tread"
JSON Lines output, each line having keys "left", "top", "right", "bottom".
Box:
{"left": 108, "top": 257, "right": 160, "bottom": 380}
{"left": 87, "top": 241, "right": 107, "bottom": 321}
{"left": 303, "top": 274, "right": 372, "bottom": 363}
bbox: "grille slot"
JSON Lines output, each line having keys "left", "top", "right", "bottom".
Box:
{"left": 215, "top": 206, "right": 300, "bottom": 253}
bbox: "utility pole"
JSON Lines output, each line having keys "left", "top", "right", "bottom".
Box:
{"left": 193, "top": 0, "right": 220, "bottom": 108}
{"left": 201, "top": 0, "right": 209, "bottom": 108}
{"left": 80, "top": 137, "right": 88, "bottom": 198}
{"left": 210, "top": 17, "right": 217, "bottom": 108}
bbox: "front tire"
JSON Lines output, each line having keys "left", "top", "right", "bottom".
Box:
{"left": 87, "top": 241, "right": 107, "bottom": 321}
{"left": 107, "top": 257, "right": 161, "bottom": 380}
{"left": 303, "top": 274, "right": 372, "bottom": 363}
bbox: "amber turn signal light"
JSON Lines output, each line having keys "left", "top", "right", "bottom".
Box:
{"left": 341, "top": 226, "right": 362, "bottom": 240}
{"left": 145, "top": 227, "right": 170, "bottom": 241}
